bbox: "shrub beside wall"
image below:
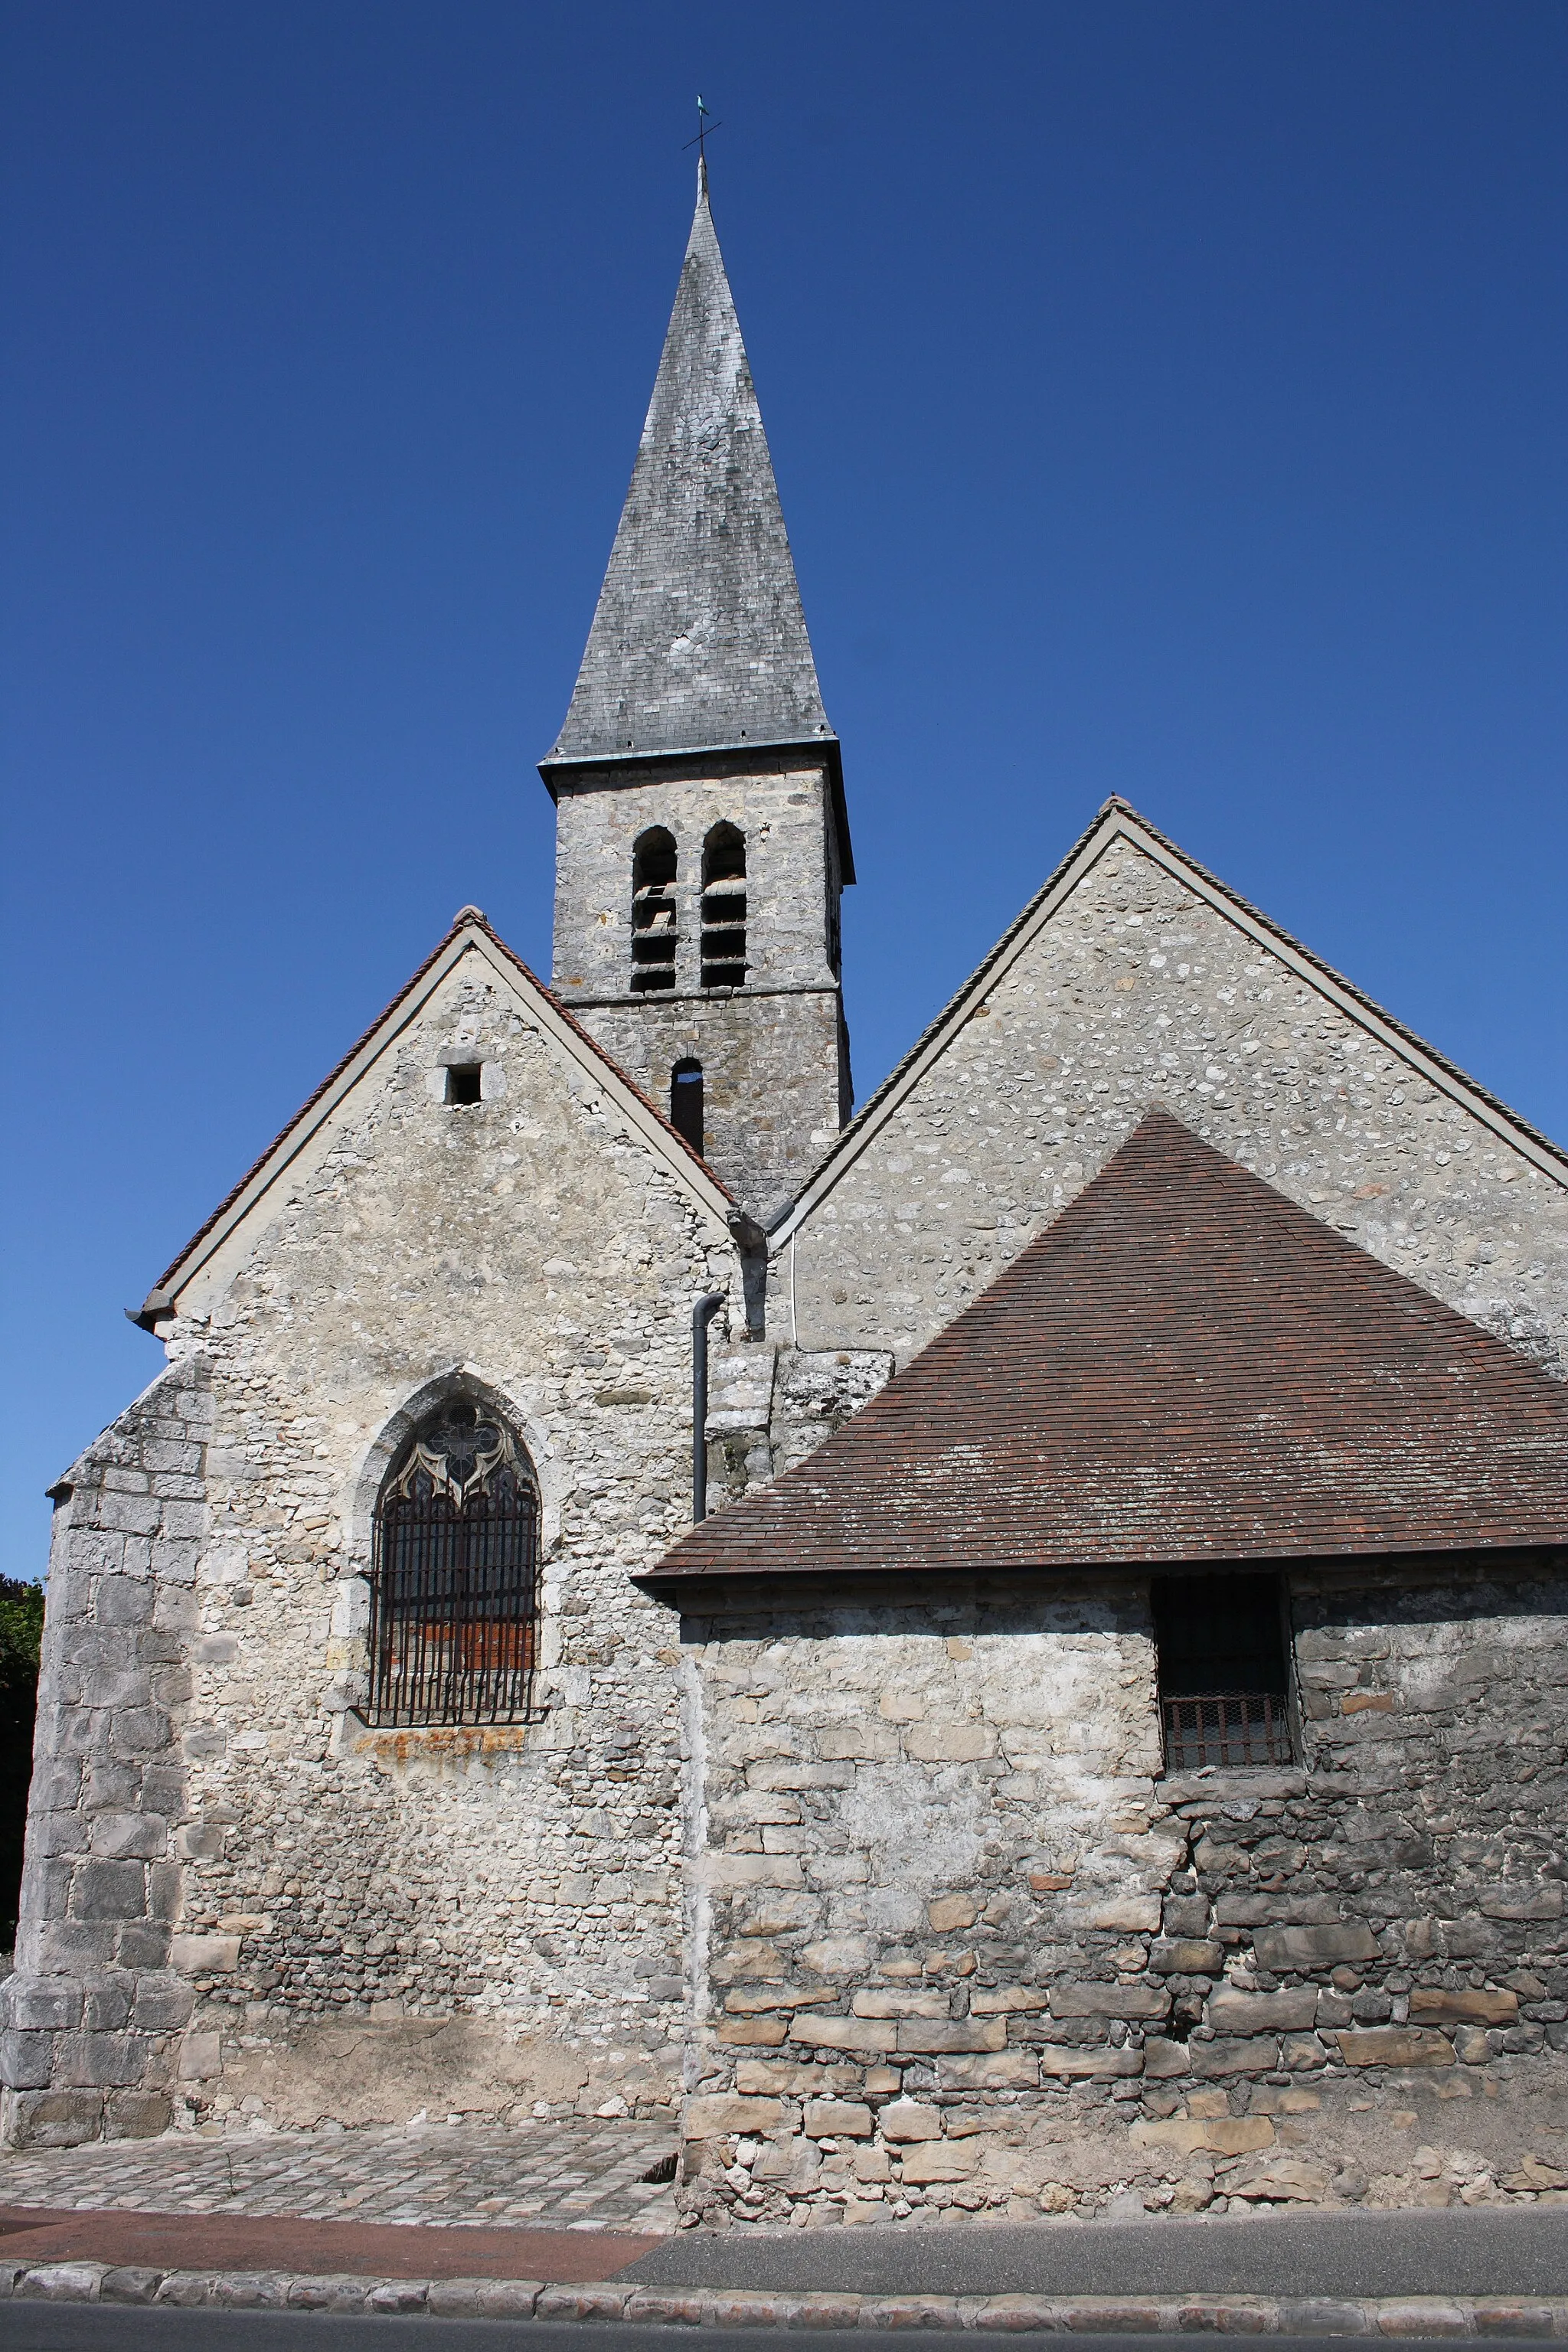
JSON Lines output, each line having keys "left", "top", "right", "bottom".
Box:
{"left": 0, "top": 1579, "right": 45, "bottom": 1951}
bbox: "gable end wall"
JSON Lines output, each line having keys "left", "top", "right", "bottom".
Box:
{"left": 781, "top": 837, "right": 1568, "bottom": 1377}
{"left": 5, "top": 951, "right": 744, "bottom": 2144}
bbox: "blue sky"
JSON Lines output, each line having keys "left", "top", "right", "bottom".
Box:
{"left": 2, "top": 1, "right": 1565, "bottom": 1579}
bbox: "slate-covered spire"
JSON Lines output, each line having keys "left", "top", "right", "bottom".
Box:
{"left": 547, "top": 163, "right": 834, "bottom": 765}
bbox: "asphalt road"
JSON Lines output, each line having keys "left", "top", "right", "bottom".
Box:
{"left": 626, "top": 2207, "right": 1568, "bottom": 2297}
{"left": 0, "top": 2319, "right": 1553, "bottom": 2352}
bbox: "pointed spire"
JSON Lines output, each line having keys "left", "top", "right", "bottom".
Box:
{"left": 547, "top": 169, "right": 834, "bottom": 766}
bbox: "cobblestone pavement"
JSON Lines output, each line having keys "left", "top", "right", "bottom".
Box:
{"left": 0, "top": 2119, "right": 680, "bottom": 2233}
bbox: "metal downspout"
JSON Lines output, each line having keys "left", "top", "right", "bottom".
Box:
{"left": 691, "top": 1293, "right": 724, "bottom": 1523}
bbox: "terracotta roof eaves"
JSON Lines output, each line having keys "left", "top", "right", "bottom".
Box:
{"left": 639, "top": 1530, "right": 1567, "bottom": 1592}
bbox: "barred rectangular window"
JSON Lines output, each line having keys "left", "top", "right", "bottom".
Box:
{"left": 1152, "top": 1571, "right": 1294, "bottom": 1770}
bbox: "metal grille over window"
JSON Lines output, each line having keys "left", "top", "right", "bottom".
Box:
{"left": 1161, "top": 1691, "right": 1290, "bottom": 1769}
{"left": 631, "top": 828, "right": 678, "bottom": 992}
{"left": 1152, "top": 1571, "right": 1294, "bottom": 1770}
{"left": 369, "top": 1401, "right": 540, "bottom": 1726}
{"left": 701, "top": 824, "right": 746, "bottom": 988}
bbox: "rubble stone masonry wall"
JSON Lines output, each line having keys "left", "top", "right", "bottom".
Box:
{"left": 5, "top": 947, "right": 740, "bottom": 2146}
{"left": 677, "top": 1553, "right": 1568, "bottom": 2226}
{"left": 786, "top": 837, "right": 1568, "bottom": 1375}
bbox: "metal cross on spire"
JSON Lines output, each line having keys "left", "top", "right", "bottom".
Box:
{"left": 681, "top": 93, "right": 723, "bottom": 187}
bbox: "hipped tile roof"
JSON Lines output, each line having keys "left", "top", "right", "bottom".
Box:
{"left": 649, "top": 1110, "right": 1568, "bottom": 1583}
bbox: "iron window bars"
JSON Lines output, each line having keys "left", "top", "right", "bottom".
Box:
{"left": 369, "top": 1402, "right": 540, "bottom": 1725}
{"left": 1161, "top": 1690, "right": 1292, "bottom": 1769}
{"left": 1151, "top": 1570, "right": 1295, "bottom": 1772}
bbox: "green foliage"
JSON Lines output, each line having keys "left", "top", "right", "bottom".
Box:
{"left": 0, "top": 1576, "right": 46, "bottom": 1950}
{"left": 0, "top": 1579, "right": 44, "bottom": 1686}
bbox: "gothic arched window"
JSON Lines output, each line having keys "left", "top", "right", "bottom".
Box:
{"left": 631, "top": 827, "right": 678, "bottom": 992}
{"left": 701, "top": 824, "right": 746, "bottom": 989}
{"left": 370, "top": 1400, "right": 540, "bottom": 1726}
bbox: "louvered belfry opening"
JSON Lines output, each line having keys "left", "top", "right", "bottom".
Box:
{"left": 701, "top": 824, "right": 746, "bottom": 988}
{"left": 1152, "top": 1571, "right": 1294, "bottom": 1769}
{"left": 631, "top": 827, "right": 679, "bottom": 991}
{"left": 370, "top": 1400, "right": 540, "bottom": 1726}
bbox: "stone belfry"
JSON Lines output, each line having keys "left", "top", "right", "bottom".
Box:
{"left": 541, "top": 162, "right": 853, "bottom": 1220}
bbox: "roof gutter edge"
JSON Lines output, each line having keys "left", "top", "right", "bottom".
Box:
{"left": 539, "top": 735, "right": 854, "bottom": 884}
{"left": 632, "top": 1531, "right": 1568, "bottom": 1598}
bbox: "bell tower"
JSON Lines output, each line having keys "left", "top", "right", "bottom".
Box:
{"left": 541, "top": 164, "right": 853, "bottom": 1223}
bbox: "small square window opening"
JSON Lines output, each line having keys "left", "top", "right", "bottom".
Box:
{"left": 446, "top": 1064, "right": 483, "bottom": 1106}
{"left": 1152, "top": 1571, "right": 1293, "bottom": 1769}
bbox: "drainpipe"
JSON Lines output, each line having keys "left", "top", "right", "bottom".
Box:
{"left": 691, "top": 1293, "right": 724, "bottom": 1523}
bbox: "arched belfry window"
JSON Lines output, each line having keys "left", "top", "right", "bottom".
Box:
{"left": 701, "top": 825, "right": 746, "bottom": 989}
{"left": 631, "top": 828, "right": 678, "bottom": 992}
{"left": 370, "top": 1400, "right": 540, "bottom": 1725}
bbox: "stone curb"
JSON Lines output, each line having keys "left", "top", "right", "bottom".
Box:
{"left": 5, "top": 2262, "right": 1568, "bottom": 2334}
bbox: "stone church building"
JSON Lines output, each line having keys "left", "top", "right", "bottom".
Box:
{"left": 8, "top": 168, "right": 1567, "bottom": 2224}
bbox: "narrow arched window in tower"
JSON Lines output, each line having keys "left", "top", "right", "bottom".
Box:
{"left": 370, "top": 1400, "right": 540, "bottom": 1725}
{"left": 701, "top": 824, "right": 747, "bottom": 988}
{"left": 631, "top": 828, "right": 679, "bottom": 992}
{"left": 669, "top": 1059, "right": 704, "bottom": 1156}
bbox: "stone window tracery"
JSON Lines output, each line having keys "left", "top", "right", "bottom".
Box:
{"left": 369, "top": 1400, "right": 540, "bottom": 1725}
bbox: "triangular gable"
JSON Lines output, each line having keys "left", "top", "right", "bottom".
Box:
{"left": 771, "top": 798, "right": 1568, "bottom": 1244}
{"left": 651, "top": 1110, "right": 1568, "bottom": 1582}
{"left": 138, "top": 908, "right": 737, "bottom": 1327}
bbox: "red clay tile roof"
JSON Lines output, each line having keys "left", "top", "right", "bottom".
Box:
{"left": 650, "top": 1109, "right": 1568, "bottom": 1582}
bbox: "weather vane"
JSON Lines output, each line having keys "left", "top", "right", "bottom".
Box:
{"left": 682, "top": 94, "right": 723, "bottom": 165}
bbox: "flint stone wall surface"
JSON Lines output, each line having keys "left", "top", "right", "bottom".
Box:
{"left": 786, "top": 837, "right": 1568, "bottom": 1373}
{"left": 5, "top": 945, "right": 739, "bottom": 2145}
{"left": 552, "top": 754, "right": 849, "bottom": 1217}
{"left": 676, "top": 1552, "right": 1568, "bottom": 2226}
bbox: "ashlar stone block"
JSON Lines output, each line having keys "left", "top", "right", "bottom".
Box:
{"left": 1051, "top": 1982, "right": 1170, "bottom": 2020}
{"left": 788, "top": 2014, "right": 896, "bottom": 2053}
{"left": 900, "top": 2139, "right": 980, "bottom": 2184}
{"left": 1253, "top": 1922, "right": 1380, "bottom": 1969}
{"left": 877, "top": 2098, "right": 942, "bottom": 2142}
{"left": 803, "top": 2099, "right": 871, "bottom": 2138}
{"left": 1332, "top": 2027, "right": 1455, "bottom": 2069}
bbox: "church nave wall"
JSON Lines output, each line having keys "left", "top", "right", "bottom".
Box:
{"left": 675, "top": 1559, "right": 1568, "bottom": 2228}
{"left": 4, "top": 946, "right": 741, "bottom": 2141}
